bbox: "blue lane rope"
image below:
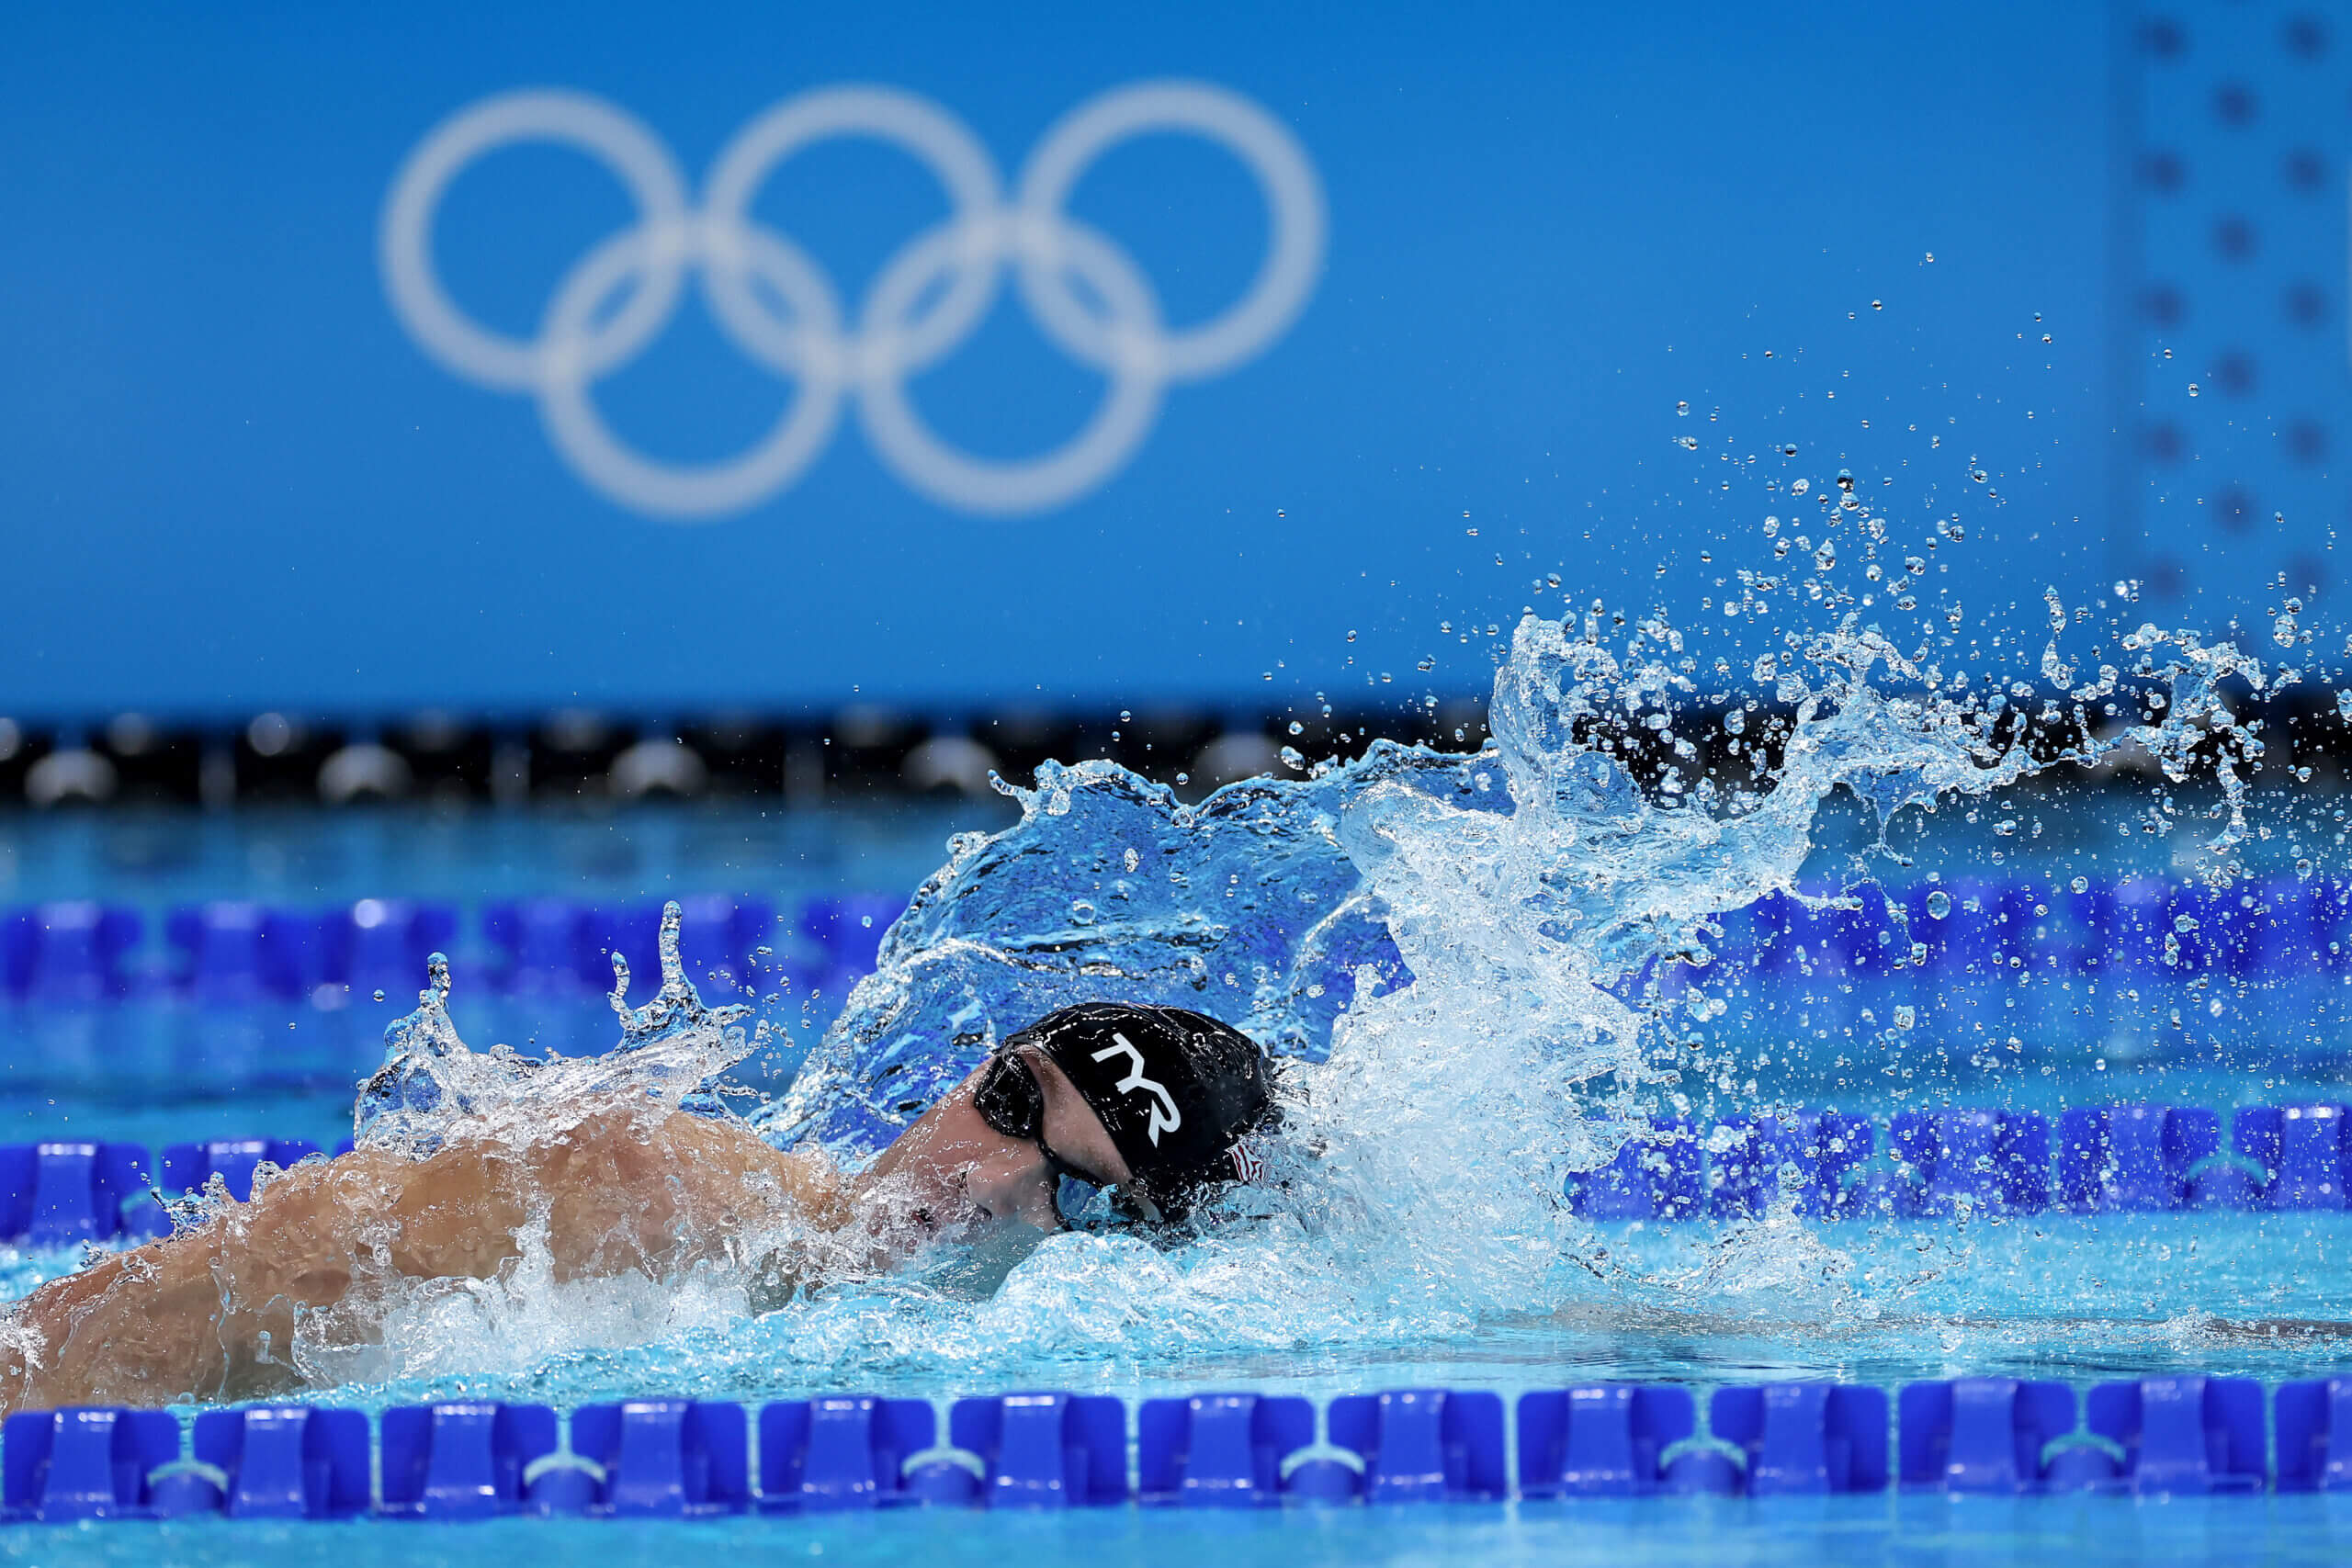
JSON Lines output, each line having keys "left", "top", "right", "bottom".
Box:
{"left": 1, "top": 1098, "right": 2339, "bottom": 1253}
{"left": 3, "top": 1377, "right": 2348, "bottom": 1520}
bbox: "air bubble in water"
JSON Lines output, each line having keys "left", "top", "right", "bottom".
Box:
{"left": 372, "top": 989, "right": 386, "bottom": 1002}
{"left": 1791, "top": 478, "right": 1810, "bottom": 495}
{"left": 2071, "top": 876, "right": 2089, "bottom": 894}
{"left": 1926, "top": 889, "right": 1952, "bottom": 919}
{"left": 1970, "top": 468, "right": 1988, "bottom": 482}
{"left": 1894, "top": 1005, "right": 1916, "bottom": 1028}
{"left": 2188, "top": 383, "right": 2200, "bottom": 398}
{"left": 1677, "top": 435, "right": 1701, "bottom": 450}
{"left": 1677, "top": 400, "right": 1690, "bottom": 416}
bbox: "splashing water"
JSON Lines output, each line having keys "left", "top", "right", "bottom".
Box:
{"left": 315, "top": 544, "right": 2314, "bottom": 1393}
{"left": 357, "top": 901, "right": 756, "bottom": 1156}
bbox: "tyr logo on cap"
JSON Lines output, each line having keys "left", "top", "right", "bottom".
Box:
{"left": 1091, "top": 1033, "right": 1182, "bottom": 1145}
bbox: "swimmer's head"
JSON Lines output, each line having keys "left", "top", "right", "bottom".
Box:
{"left": 860, "top": 1002, "right": 1274, "bottom": 1237}
{"left": 992, "top": 1002, "right": 1274, "bottom": 1225}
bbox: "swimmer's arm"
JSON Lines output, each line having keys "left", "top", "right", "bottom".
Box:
{"left": 0, "top": 1110, "right": 840, "bottom": 1414}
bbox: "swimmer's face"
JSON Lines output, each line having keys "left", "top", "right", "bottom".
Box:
{"left": 859, "top": 1046, "right": 1131, "bottom": 1238}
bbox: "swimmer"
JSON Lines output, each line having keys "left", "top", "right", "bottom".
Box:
{"left": 0, "top": 1002, "right": 1272, "bottom": 1414}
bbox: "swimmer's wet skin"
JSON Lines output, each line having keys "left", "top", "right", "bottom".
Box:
{"left": 0, "top": 1004, "right": 1272, "bottom": 1414}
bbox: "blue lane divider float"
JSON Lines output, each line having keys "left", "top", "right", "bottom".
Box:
{"left": 1711, "top": 1384, "right": 1889, "bottom": 1495}
{"left": 947, "top": 1393, "right": 1127, "bottom": 1508}
{"left": 1898, "top": 1379, "right": 2078, "bottom": 1493}
{"left": 760, "top": 1394, "right": 955, "bottom": 1510}
{"left": 0, "top": 1142, "right": 162, "bottom": 1247}
{"left": 18, "top": 1377, "right": 2352, "bottom": 1521}
{"left": 379, "top": 1402, "right": 553, "bottom": 1520}
{"left": 2086, "top": 1376, "right": 2267, "bottom": 1495}
{"left": 1517, "top": 1385, "right": 1719, "bottom": 1496}
{"left": 2276, "top": 1377, "right": 2352, "bottom": 1491}
{"left": 1136, "top": 1392, "right": 1317, "bottom": 1506}
{"left": 177, "top": 1406, "right": 372, "bottom": 1519}
{"left": 1890, "top": 1110, "right": 2051, "bottom": 1217}
{"left": 2, "top": 1407, "right": 180, "bottom": 1521}
{"left": 1326, "top": 1389, "right": 1507, "bottom": 1503}
{"left": 562, "top": 1401, "right": 750, "bottom": 1518}
{"left": 1708, "top": 1111, "right": 1874, "bottom": 1220}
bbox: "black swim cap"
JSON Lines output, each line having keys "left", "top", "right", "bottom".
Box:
{"left": 1005, "top": 1003, "right": 1272, "bottom": 1220}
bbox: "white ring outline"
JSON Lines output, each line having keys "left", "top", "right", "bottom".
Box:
{"left": 859, "top": 214, "right": 1168, "bottom": 516}
{"left": 381, "top": 90, "right": 690, "bottom": 391}
{"left": 379, "top": 79, "right": 1325, "bottom": 520}
{"left": 538, "top": 220, "right": 849, "bottom": 520}
{"left": 1016, "top": 80, "right": 1328, "bottom": 382}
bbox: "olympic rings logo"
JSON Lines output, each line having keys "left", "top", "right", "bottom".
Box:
{"left": 379, "top": 81, "right": 1325, "bottom": 520}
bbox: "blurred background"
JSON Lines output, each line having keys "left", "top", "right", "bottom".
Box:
{"left": 0, "top": 3, "right": 2345, "bottom": 1169}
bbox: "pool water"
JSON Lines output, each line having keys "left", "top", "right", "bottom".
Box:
{"left": 6, "top": 1493, "right": 2352, "bottom": 1568}
{"left": 2, "top": 654, "right": 2349, "bottom": 1563}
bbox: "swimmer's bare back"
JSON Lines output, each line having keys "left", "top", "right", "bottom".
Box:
{"left": 0, "top": 1108, "right": 845, "bottom": 1414}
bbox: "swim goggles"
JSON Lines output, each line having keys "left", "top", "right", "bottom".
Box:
{"left": 970, "top": 1049, "right": 1124, "bottom": 1228}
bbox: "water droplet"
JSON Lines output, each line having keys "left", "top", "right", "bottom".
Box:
{"left": 1288, "top": 720, "right": 1305, "bottom": 735}
{"left": 2188, "top": 383, "right": 2200, "bottom": 398}
{"left": 1279, "top": 745, "right": 1306, "bottom": 770}
{"left": 1970, "top": 468, "right": 1989, "bottom": 482}
{"left": 1677, "top": 400, "right": 1690, "bottom": 416}
{"left": 2071, "top": 876, "right": 2089, "bottom": 894}
{"left": 1894, "top": 1005, "right": 1916, "bottom": 1028}
{"left": 1070, "top": 900, "right": 1096, "bottom": 924}
{"left": 1791, "top": 478, "right": 1811, "bottom": 496}
{"left": 1174, "top": 772, "right": 1190, "bottom": 785}
{"left": 1677, "top": 435, "right": 1701, "bottom": 450}
{"left": 1871, "top": 299, "right": 1883, "bottom": 310}
{"left": 1345, "top": 629, "right": 1357, "bottom": 642}
{"left": 1926, "top": 890, "right": 1952, "bottom": 919}
{"left": 371, "top": 988, "right": 386, "bottom": 1003}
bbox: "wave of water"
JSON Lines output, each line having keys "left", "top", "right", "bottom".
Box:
{"left": 298, "top": 517, "right": 2317, "bottom": 1401}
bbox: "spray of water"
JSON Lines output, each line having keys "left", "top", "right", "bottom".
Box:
{"left": 356, "top": 901, "right": 758, "bottom": 1156}
{"left": 309, "top": 485, "right": 2304, "bottom": 1393}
